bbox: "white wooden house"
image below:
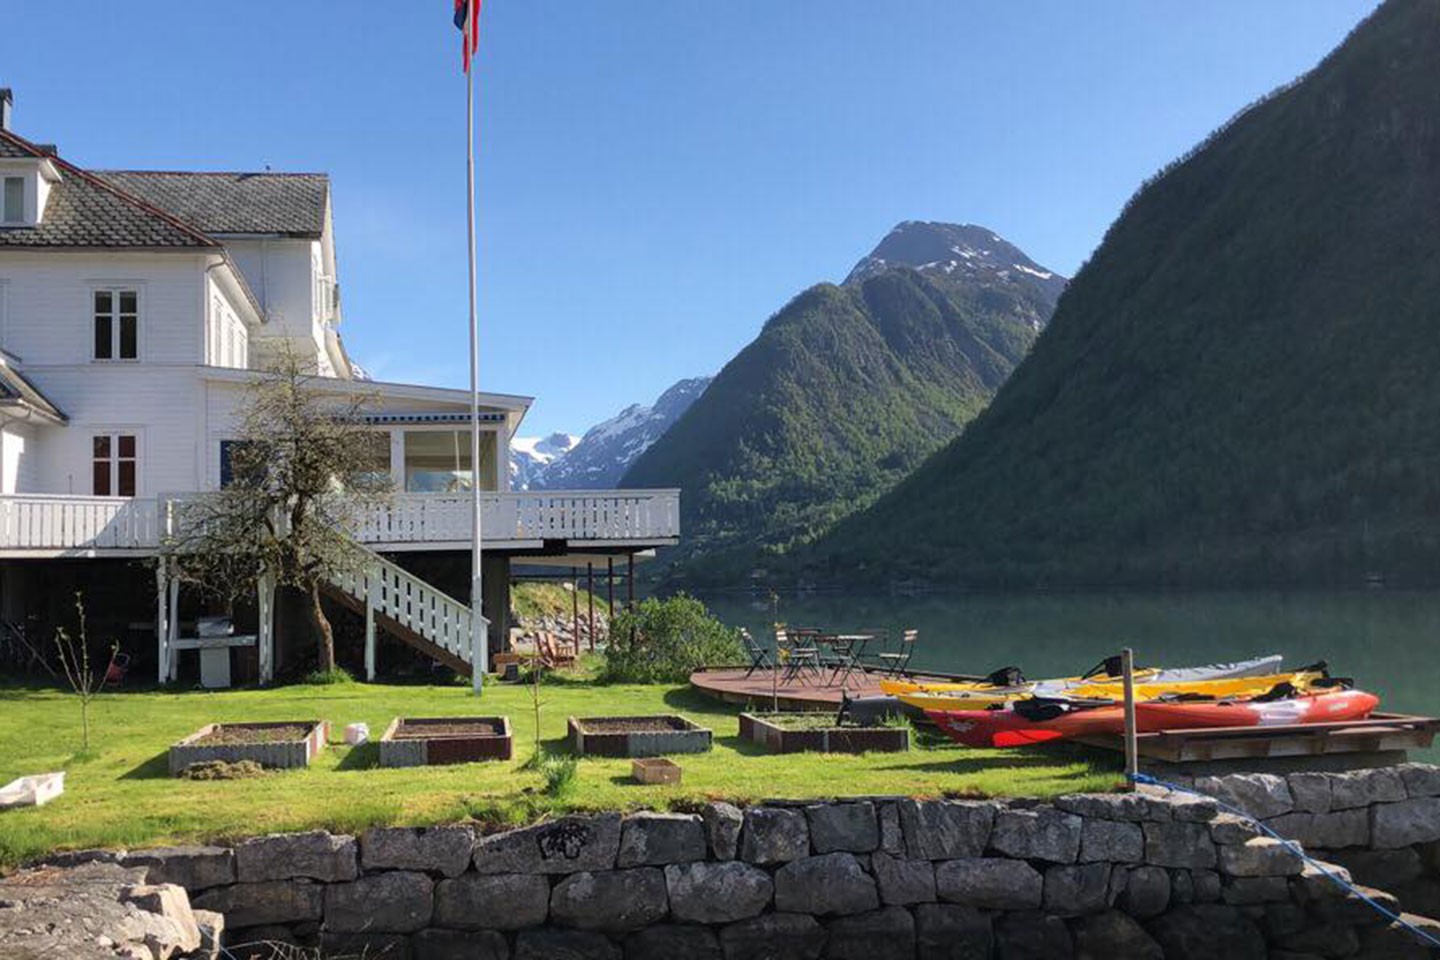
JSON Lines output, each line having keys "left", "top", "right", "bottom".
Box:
{"left": 0, "top": 90, "right": 679, "bottom": 682}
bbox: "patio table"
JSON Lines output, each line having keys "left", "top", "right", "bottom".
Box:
{"left": 815, "top": 633, "right": 877, "bottom": 686}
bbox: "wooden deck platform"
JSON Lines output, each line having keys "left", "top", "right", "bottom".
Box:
{"left": 688, "top": 666, "right": 972, "bottom": 711}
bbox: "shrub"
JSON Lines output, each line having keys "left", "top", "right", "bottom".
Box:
{"left": 538, "top": 752, "right": 578, "bottom": 798}
{"left": 301, "top": 666, "right": 354, "bottom": 686}
{"left": 599, "top": 594, "right": 744, "bottom": 684}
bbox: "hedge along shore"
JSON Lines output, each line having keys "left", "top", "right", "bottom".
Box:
{"left": 9, "top": 765, "right": 1440, "bottom": 960}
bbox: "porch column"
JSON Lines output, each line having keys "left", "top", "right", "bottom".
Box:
{"left": 586, "top": 561, "right": 595, "bottom": 651}
{"left": 257, "top": 571, "right": 274, "bottom": 685}
{"left": 607, "top": 557, "right": 615, "bottom": 620}
{"left": 627, "top": 553, "right": 635, "bottom": 610}
{"left": 155, "top": 562, "right": 169, "bottom": 684}
{"left": 364, "top": 568, "right": 378, "bottom": 682}
{"left": 166, "top": 573, "right": 180, "bottom": 682}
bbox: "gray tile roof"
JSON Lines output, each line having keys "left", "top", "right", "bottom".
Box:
{"left": 0, "top": 130, "right": 217, "bottom": 249}
{"left": 97, "top": 170, "right": 329, "bottom": 239}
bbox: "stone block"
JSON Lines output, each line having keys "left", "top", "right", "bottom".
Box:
{"left": 1398, "top": 763, "right": 1440, "bottom": 799}
{"left": 1044, "top": 862, "right": 1111, "bottom": 916}
{"left": 989, "top": 807, "right": 1081, "bottom": 863}
{"left": 320, "top": 931, "right": 411, "bottom": 959}
{"left": 701, "top": 802, "right": 742, "bottom": 860}
{"left": 1055, "top": 792, "right": 1146, "bottom": 821}
{"left": 1073, "top": 909, "right": 1163, "bottom": 960}
{"left": 120, "top": 846, "right": 236, "bottom": 891}
{"left": 1310, "top": 882, "right": 1403, "bottom": 926}
{"left": 718, "top": 913, "right": 825, "bottom": 960}
{"left": 193, "top": 908, "right": 224, "bottom": 960}
{"left": 878, "top": 803, "right": 904, "bottom": 854}
{"left": 361, "top": 826, "right": 475, "bottom": 878}
{"left": 1079, "top": 818, "right": 1142, "bottom": 863}
{"left": 1358, "top": 914, "right": 1440, "bottom": 960}
{"left": 993, "top": 910, "right": 1073, "bottom": 959}
{"left": 624, "top": 924, "right": 721, "bottom": 960}
{"left": 324, "top": 871, "right": 434, "bottom": 933}
{"left": 1144, "top": 904, "right": 1267, "bottom": 960}
{"left": 1277, "top": 922, "right": 1359, "bottom": 957}
{"left": 1143, "top": 821, "right": 1216, "bottom": 869}
{"left": 665, "top": 861, "right": 772, "bottom": 924}
{"left": 738, "top": 807, "right": 809, "bottom": 865}
{"left": 1289, "top": 859, "right": 1354, "bottom": 902}
{"left": 193, "top": 879, "right": 323, "bottom": 928}
{"left": 433, "top": 873, "right": 550, "bottom": 931}
{"left": 1116, "top": 865, "right": 1170, "bottom": 918}
{"left": 1371, "top": 797, "right": 1440, "bottom": 848}
{"left": 514, "top": 928, "right": 621, "bottom": 960}
{"left": 898, "top": 799, "right": 995, "bottom": 860}
{"left": 617, "top": 813, "right": 706, "bottom": 867}
{"left": 1218, "top": 838, "right": 1304, "bottom": 877}
{"left": 870, "top": 851, "right": 935, "bottom": 905}
{"left": 474, "top": 814, "right": 622, "bottom": 874}
{"left": 934, "top": 857, "right": 1042, "bottom": 910}
{"left": 1323, "top": 847, "right": 1424, "bottom": 889}
{"left": 913, "top": 903, "right": 992, "bottom": 960}
{"left": 550, "top": 868, "right": 668, "bottom": 933}
{"left": 120, "top": 882, "right": 202, "bottom": 955}
{"left": 1195, "top": 774, "right": 1294, "bottom": 820}
{"left": 774, "top": 852, "right": 879, "bottom": 916}
{"left": 822, "top": 906, "right": 915, "bottom": 960}
{"left": 1266, "top": 809, "right": 1369, "bottom": 849}
{"left": 1287, "top": 772, "right": 1335, "bottom": 814}
{"left": 1191, "top": 869, "right": 1221, "bottom": 903}
{"left": 234, "top": 831, "right": 358, "bottom": 883}
{"left": 805, "top": 801, "right": 878, "bottom": 854}
{"left": 411, "top": 927, "right": 508, "bottom": 960}
{"left": 1220, "top": 876, "right": 1289, "bottom": 905}
{"left": 1210, "top": 813, "right": 1261, "bottom": 845}
{"left": 1261, "top": 901, "right": 1308, "bottom": 939}
{"left": 1330, "top": 767, "right": 1407, "bottom": 810}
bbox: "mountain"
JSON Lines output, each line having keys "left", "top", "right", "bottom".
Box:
{"left": 510, "top": 433, "right": 580, "bottom": 490}
{"left": 621, "top": 222, "right": 1066, "bottom": 581}
{"left": 512, "top": 377, "right": 712, "bottom": 490}
{"left": 812, "top": 0, "right": 1440, "bottom": 588}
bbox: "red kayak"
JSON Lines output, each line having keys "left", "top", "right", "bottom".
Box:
{"left": 930, "top": 689, "right": 1380, "bottom": 749}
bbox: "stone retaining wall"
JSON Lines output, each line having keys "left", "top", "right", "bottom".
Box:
{"left": 55, "top": 764, "right": 1440, "bottom": 960}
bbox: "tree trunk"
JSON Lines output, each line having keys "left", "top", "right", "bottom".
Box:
{"left": 307, "top": 578, "right": 336, "bottom": 673}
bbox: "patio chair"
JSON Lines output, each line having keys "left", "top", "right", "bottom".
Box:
{"left": 777, "top": 628, "right": 822, "bottom": 685}
{"left": 536, "top": 632, "right": 578, "bottom": 670}
{"left": 741, "top": 628, "right": 773, "bottom": 678}
{"left": 875, "top": 628, "right": 918, "bottom": 677}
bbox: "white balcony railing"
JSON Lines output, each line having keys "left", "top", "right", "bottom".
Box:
{"left": 0, "top": 489, "right": 681, "bottom": 553}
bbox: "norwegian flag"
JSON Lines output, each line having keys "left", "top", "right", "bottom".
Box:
{"left": 454, "top": 0, "right": 482, "bottom": 72}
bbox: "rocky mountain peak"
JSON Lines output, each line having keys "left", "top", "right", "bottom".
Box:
{"left": 845, "top": 221, "right": 1067, "bottom": 304}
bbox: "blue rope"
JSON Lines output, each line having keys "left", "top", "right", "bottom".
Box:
{"left": 1130, "top": 771, "right": 1440, "bottom": 951}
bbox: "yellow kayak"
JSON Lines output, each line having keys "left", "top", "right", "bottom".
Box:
{"left": 896, "top": 668, "right": 1328, "bottom": 713}
{"left": 881, "top": 654, "right": 1284, "bottom": 700}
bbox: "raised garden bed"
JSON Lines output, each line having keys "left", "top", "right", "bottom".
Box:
{"left": 739, "top": 712, "right": 909, "bottom": 754}
{"left": 169, "top": 721, "right": 327, "bottom": 775}
{"left": 378, "top": 717, "right": 513, "bottom": 767}
{"left": 567, "top": 715, "right": 712, "bottom": 758}
{"left": 631, "top": 757, "right": 682, "bottom": 785}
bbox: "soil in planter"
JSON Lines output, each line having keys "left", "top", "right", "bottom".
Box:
{"left": 577, "top": 717, "right": 694, "bottom": 734}
{"left": 392, "top": 719, "right": 506, "bottom": 739}
{"left": 192, "top": 724, "right": 314, "bottom": 745}
{"left": 751, "top": 713, "right": 857, "bottom": 731}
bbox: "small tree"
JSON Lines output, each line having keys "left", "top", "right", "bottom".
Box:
{"left": 600, "top": 594, "right": 744, "bottom": 684}
{"left": 54, "top": 593, "right": 117, "bottom": 753}
{"left": 165, "top": 351, "right": 390, "bottom": 672}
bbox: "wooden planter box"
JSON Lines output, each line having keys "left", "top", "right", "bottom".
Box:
{"left": 169, "top": 721, "right": 327, "bottom": 775}
{"left": 739, "top": 712, "right": 909, "bottom": 755}
{"left": 632, "top": 758, "right": 682, "bottom": 785}
{"left": 378, "top": 717, "right": 514, "bottom": 767}
{"left": 568, "top": 715, "right": 713, "bottom": 758}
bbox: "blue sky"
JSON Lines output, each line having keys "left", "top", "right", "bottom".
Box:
{"left": 3, "top": 1, "right": 1376, "bottom": 437}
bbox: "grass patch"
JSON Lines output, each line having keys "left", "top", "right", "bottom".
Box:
{"left": 512, "top": 582, "right": 604, "bottom": 621}
{"left": 0, "top": 679, "right": 1121, "bottom": 867}
{"left": 300, "top": 667, "right": 355, "bottom": 686}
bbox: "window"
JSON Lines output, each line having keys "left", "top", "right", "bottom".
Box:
{"left": 92, "top": 433, "right": 137, "bottom": 496}
{"left": 93, "top": 289, "right": 138, "bottom": 360}
{"left": 402, "top": 429, "right": 498, "bottom": 493}
{"left": 1, "top": 177, "right": 22, "bottom": 224}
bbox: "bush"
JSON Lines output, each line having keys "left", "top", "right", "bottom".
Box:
{"left": 538, "top": 752, "right": 578, "bottom": 798}
{"left": 301, "top": 666, "right": 354, "bottom": 686}
{"left": 599, "top": 594, "right": 744, "bottom": 684}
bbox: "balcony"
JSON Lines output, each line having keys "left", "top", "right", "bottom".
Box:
{"left": 0, "top": 490, "right": 681, "bottom": 556}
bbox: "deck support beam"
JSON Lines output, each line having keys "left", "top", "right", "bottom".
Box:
{"left": 586, "top": 561, "right": 595, "bottom": 651}
{"left": 364, "top": 568, "right": 378, "bottom": 682}
{"left": 155, "top": 562, "right": 169, "bottom": 684}
{"left": 257, "top": 571, "right": 274, "bottom": 685}
{"left": 166, "top": 572, "right": 180, "bottom": 682}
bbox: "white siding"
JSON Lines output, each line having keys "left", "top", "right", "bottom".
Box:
{"left": 0, "top": 421, "right": 38, "bottom": 493}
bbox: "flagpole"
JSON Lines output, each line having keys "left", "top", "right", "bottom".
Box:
{"left": 466, "top": 16, "right": 486, "bottom": 693}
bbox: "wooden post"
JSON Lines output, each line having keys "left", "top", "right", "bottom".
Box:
{"left": 364, "top": 568, "right": 378, "bottom": 682}
{"left": 166, "top": 573, "right": 180, "bottom": 682}
{"left": 155, "top": 562, "right": 169, "bottom": 684}
{"left": 471, "top": 614, "right": 484, "bottom": 695}
{"left": 626, "top": 553, "right": 635, "bottom": 610}
{"left": 257, "top": 572, "right": 274, "bottom": 686}
{"left": 607, "top": 557, "right": 615, "bottom": 621}
{"left": 586, "top": 561, "right": 596, "bottom": 652}
{"left": 1122, "top": 647, "right": 1139, "bottom": 789}
{"left": 571, "top": 566, "right": 580, "bottom": 644}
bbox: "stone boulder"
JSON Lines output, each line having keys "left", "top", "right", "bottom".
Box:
{"left": 1143, "top": 821, "right": 1216, "bottom": 869}
{"left": 1324, "top": 847, "right": 1424, "bottom": 889}
{"left": 625, "top": 924, "right": 722, "bottom": 960}
{"left": 362, "top": 826, "right": 475, "bottom": 878}
{"left": 702, "top": 802, "right": 743, "bottom": 860}
{"left": 193, "top": 879, "right": 324, "bottom": 927}
{"left": 989, "top": 807, "right": 1081, "bottom": 863}
{"left": 324, "top": 870, "right": 434, "bottom": 933}
{"left": 913, "top": 903, "right": 992, "bottom": 960}
{"left": 665, "top": 861, "right": 773, "bottom": 924}
{"left": 1043, "top": 863, "right": 1111, "bottom": 916}
{"left": 898, "top": 800, "right": 996, "bottom": 860}
{"left": 934, "top": 857, "right": 1043, "bottom": 910}
{"left": 718, "top": 913, "right": 825, "bottom": 960}
{"left": 1371, "top": 797, "right": 1440, "bottom": 848}
{"left": 1144, "top": 904, "right": 1267, "bottom": 960}
{"left": 1287, "top": 771, "right": 1334, "bottom": 814}
{"left": 193, "top": 908, "right": 224, "bottom": 960}
{"left": 514, "top": 928, "right": 621, "bottom": 960}
{"left": 806, "top": 801, "right": 879, "bottom": 854}
{"left": 1399, "top": 763, "right": 1440, "bottom": 799}
{"left": 121, "top": 882, "right": 202, "bottom": 955}
{"left": 412, "top": 927, "right": 508, "bottom": 960}
{"left": 1218, "top": 837, "right": 1303, "bottom": 878}
{"left": 617, "top": 812, "right": 706, "bottom": 867}
{"left": 234, "top": 830, "right": 358, "bottom": 883}
{"left": 433, "top": 872, "right": 551, "bottom": 930}
{"left": 774, "top": 852, "right": 879, "bottom": 916}
{"left": 1079, "top": 818, "right": 1142, "bottom": 863}
{"left": 1195, "top": 774, "right": 1293, "bottom": 820}
{"left": 739, "top": 807, "right": 810, "bottom": 865}
{"left": 823, "top": 906, "right": 916, "bottom": 960}
{"left": 473, "top": 814, "right": 621, "bottom": 874}
{"left": 549, "top": 868, "right": 668, "bottom": 933}
{"left": 879, "top": 803, "right": 905, "bottom": 854}
{"left": 1266, "top": 809, "right": 1369, "bottom": 849}
{"left": 1055, "top": 793, "right": 1146, "bottom": 822}
{"left": 1330, "top": 767, "right": 1407, "bottom": 810}
{"left": 871, "top": 851, "right": 936, "bottom": 905}
{"left": 994, "top": 910, "right": 1073, "bottom": 959}
{"left": 1116, "top": 865, "right": 1171, "bottom": 918}
{"left": 119, "top": 846, "right": 236, "bottom": 891}
{"left": 1073, "top": 909, "right": 1163, "bottom": 960}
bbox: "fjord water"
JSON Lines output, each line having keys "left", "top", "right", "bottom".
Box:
{"left": 700, "top": 589, "right": 1440, "bottom": 756}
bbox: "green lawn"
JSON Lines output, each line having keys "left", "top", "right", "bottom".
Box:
{"left": 0, "top": 677, "right": 1121, "bottom": 867}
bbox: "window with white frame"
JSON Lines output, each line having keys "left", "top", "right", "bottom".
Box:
{"left": 93, "top": 288, "right": 138, "bottom": 360}
{"left": 1, "top": 177, "right": 23, "bottom": 224}
{"left": 92, "top": 433, "right": 137, "bottom": 496}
